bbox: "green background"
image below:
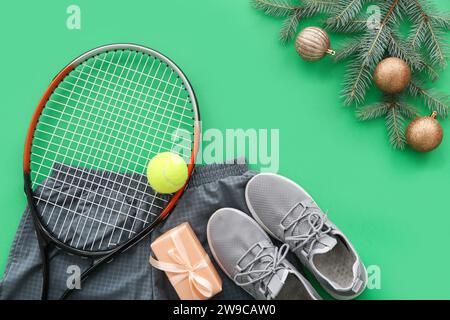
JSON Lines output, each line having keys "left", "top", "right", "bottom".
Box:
{"left": 1, "top": 0, "right": 449, "bottom": 299}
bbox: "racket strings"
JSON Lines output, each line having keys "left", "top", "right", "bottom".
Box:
{"left": 68, "top": 60, "right": 193, "bottom": 109}
{"left": 43, "top": 51, "right": 130, "bottom": 249}
{"left": 36, "top": 51, "right": 132, "bottom": 250}
{"left": 37, "top": 51, "right": 181, "bottom": 249}
{"left": 86, "top": 52, "right": 179, "bottom": 249}
{"left": 30, "top": 49, "right": 195, "bottom": 251}
{"left": 35, "top": 163, "right": 169, "bottom": 247}
{"left": 46, "top": 93, "right": 192, "bottom": 149}
{"left": 51, "top": 88, "right": 194, "bottom": 130}
{"left": 33, "top": 164, "right": 167, "bottom": 212}
{"left": 58, "top": 67, "right": 194, "bottom": 122}
{"left": 32, "top": 113, "right": 189, "bottom": 172}
{"left": 93, "top": 51, "right": 186, "bottom": 248}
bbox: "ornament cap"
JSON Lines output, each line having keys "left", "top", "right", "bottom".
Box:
{"left": 431, "top": 111, "right": 438, "bottom": 119}
{"left": 326, "top": 49, "right": 336, "bottom": 56}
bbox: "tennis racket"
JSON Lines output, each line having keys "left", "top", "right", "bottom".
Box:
{"left": 23, "top": 44, "right": 200, "bottom": 299}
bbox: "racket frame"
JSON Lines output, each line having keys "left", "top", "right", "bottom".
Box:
{"left": 23, "top": 43, "right": 200, "bottom": 299}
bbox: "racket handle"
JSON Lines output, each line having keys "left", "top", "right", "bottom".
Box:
{"left": 40, "top": 245, "right": 50, "bottom": 300}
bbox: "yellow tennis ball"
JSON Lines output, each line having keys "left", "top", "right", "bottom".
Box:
{"left": 147, "top": 152, "right": 188, "bottom": 194}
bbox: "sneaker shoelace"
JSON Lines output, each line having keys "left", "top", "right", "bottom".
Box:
{"left": 234, "top": 243, "right": 290, "bottom": 297}
{"left": 283, "top": 200, "right": 332, "bottom": 256}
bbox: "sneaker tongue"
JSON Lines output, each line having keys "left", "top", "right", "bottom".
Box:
{"left": 309, "top": 234, "right": 337, "bottom": 256}
{"left": 266, "top": 269, "right": 289, "bottom": 298}
{"left": 238, "top": 241, "right": 273, "bottom": 270}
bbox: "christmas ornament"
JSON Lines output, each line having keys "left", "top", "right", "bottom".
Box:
{"left": 255, "top": 0, "right": 449, "bottom": 151}
{"left": 406, "top": 111, "right": 443, "bottom": 152}
{"left": 295, "top": 27, "right": 335, "bottom": 62}
{"left": 374, "top": 57, "right": 411, "bottom": 94}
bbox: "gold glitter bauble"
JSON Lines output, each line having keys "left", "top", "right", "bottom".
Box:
{"left": 374, "top": 57, "right": 411, "bottom": 94}
{"left": 295, "top": 27, "right": 335, "bottom": 62}
{"left": 406, "top": 111, "right": 443, "bottom": 152}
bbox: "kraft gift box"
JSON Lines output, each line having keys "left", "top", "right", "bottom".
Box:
{"left": 150, "top": 222, "right": 222, "bottom": 300}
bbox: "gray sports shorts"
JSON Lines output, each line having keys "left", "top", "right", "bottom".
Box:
{"left": 0, "top": 160, "right": 258, "bottom": 300}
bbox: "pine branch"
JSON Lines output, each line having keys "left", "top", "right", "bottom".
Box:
{"left": 422, "top": 20, "right": 447, "bottom": 68}
{"left": 357, "top": 95, "right": 419, "bottom": 122}
{"left": 398, "top": 0, "right": 411, "bottom": 13}
{"left": 429, "top": 13, "right": 450, "bottom": 29}
{"left": 254, "top": 0, "right": 449, "bottom": 151}
{"left": 387, "top": 30, "right": 424, "bottom": 71}
{"left": 379, "top": 0, "right": 404, "bottom": 27}
{"left": 342, "top": 0, "right": 401, "bottom": 105}
{"left": 280, "top": 4, "right": 325, "bottom": 43}
{"left": 302, "top": 0, "right": 336, "bottom": 14}
{"left": 397, "top": 102, "right": 420, "bottom": 119}
{"left": 334, "top": 39, "right": 361, "bottom": 62}
{"left": 358, "top": 95, "right": 412, "bottom": 149}
{"left": 420, "top": 61, "right": 440, "bottom": 81}
{"left": 405, "top": 0, "right": 448, "bottom": 67}
{"left": 280, "top": 10, "right": 302, "bottom": 43}
{"left": 325, "top": 0, "right": 365, "bottom": 30}
{"left": 342, "top": 26, "right": 390, "bottom": 105}
{"left": 252, "top": 0, "right": 298, "bottom": 17}
{"left": 386, "top": 0, "right": 404, "bottom": 26}
{"left": 408, "top": 81, "right": 449, "bottom": 117}
{"left": 403, "top": 0, "right": 450, "bottom": 30}
{"left": 326, "top": 19, "right": 367, "bottom": 33}
{"left": 342, "top": 58, "right": 371, "bottom": 105}
{"left": 356, "top": 102, "right": 389, "bottom": 120}
{"left": 254, "top": 0, "right": 330, "bottom": 43}
{"left": 386, "top": 104, "right": 407, "bottom": 150}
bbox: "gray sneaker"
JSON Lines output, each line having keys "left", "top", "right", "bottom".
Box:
{"left": 245, "top": 173, "right": 367, "bottom": 300}
{"left": 207, "top": 208, "right": 321, "bottom": 300}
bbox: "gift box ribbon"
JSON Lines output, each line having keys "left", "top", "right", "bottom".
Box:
{"left": 149, "top": 230, "right": 213, "bottom": 299}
